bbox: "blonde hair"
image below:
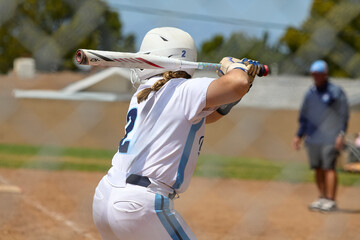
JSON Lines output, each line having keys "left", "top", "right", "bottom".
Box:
{"left": 136, "top": 71, "right": 191, "bottom": 103}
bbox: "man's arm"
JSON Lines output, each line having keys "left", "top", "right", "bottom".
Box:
{"left": 335, "top": 90, "right": 350, "bottom": 150}
{"left": 339, "top": 90, "right": 349, "bottom": 135}
{"left": 293, "top": 95, "right": 308, "bottom": 151}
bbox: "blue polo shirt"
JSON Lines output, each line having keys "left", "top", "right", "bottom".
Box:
{"left": 297, "top": 81, "right": 349, "bottom": 144}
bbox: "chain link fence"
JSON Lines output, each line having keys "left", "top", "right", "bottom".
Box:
{"left": 0, "top": 0, "right": 360, "bottom": 239}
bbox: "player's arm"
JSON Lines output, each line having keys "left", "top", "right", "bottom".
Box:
{"left": 206, "top": 68, "right": 251, "bottom": 108}
{"left": 205, "top": 57, "right": 259, "bottom": 122}
{"left": 205, "top": 97, "right": 242, "bottom": 124}
{"left": 205, "top": 111, "right": 223, "bottom": 124}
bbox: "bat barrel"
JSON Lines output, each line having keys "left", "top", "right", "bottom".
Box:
{"left": 76, "top": 49, "right": 88, "bottom": 65}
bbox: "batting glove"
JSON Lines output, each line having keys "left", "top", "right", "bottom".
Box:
{"left": 240, "top": 58, "right": 260, "bottom": 79}
{"left": 217, "top": 57, "right": 249, "bottom": 77}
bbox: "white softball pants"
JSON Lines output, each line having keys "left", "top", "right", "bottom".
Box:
{"left": 92, "top": 175, "right": 197, "bottom": 240}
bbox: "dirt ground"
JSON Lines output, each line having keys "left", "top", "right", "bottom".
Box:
{"left": 0, "top": 168, "right": 360, "bottom": 240}
{"left": 1, "top": 72, "right": 360, "bottom": 239}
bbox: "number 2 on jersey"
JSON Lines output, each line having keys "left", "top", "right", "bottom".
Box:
{"left": 119, "top": 108, "right": 137, "bottom": 153}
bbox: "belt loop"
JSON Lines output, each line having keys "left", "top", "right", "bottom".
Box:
{"left": 169, "top": 190, "right": 179, "bottom": 200}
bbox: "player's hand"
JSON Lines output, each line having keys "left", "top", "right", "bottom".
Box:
{"left": 217, "top": 57, "right": 249, "bottom": 77}
{"left": 240, "top": 58, "right": 260, "bottom": 82}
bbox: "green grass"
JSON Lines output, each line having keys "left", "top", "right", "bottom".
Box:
{"left": 0, "top": 144, "right": 114, "bottom": 159}
{"left": 196, "top": 155, "right": 360, "bottom": 186}
{"left": 0, "top": 143, "right": 359, "bottom": 186}
{"left": 0, "top": 143, "right": 112, "bottom": 172}
{"left": 196, "top": 155, "right": 312, "bottom": 182}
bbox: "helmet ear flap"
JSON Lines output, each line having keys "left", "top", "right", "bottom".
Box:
{"left": 134, "top": 27, "right": 197, "bottom": 82}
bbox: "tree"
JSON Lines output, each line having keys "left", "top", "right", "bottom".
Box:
{"left": 199, "top": 32, "right": 286, "bottom": 74}
{"left": 280, "top": 0, "right": 360, "bottom": 78}
{"left": 0, "top": 0, "right": 135, "bottom": 73}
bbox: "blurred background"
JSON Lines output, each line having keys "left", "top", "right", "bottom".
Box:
{"left": 1, "top": 0, "right": 360, "bottom": 76}
{"left": 1, "top": 0, "right": 359, "bottom": 160}
{"left": 0, "top": 1, "right": 360, "bottom": 239}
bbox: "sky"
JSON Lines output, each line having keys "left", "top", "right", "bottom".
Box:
{"left": 104, "top": 0, "right": 313, "bottom": 49}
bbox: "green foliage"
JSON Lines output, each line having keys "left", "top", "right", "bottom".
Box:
{"left": 201, "top": 35, "right": 224, "bottom": 55}
{"left": 280, "top": 0, "right": 360, "bottom": 78}
{"left": 311, "top": 0, "right": 338, "bottom": 17}
{"left": 199, "top": 32, "right": 286, "bottom": 71}
{"left": 19, "top": 0, "right": 72, "bottom": 34}
{"left": 280, "top": 27, "right": 309, "bottom": 54}
{"left": 0, "top": 0, "right": 135, "bottom": 73}
{"left": 0, "top": 23, "right": 31, "bottom": 73}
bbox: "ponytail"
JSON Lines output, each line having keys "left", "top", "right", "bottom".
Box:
{"left": 137, "top": 71, "right": 191, "bottom": 103}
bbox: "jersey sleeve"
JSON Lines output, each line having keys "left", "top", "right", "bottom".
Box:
{"left": 176, "top": 77, "right": 216, "bottom": 123}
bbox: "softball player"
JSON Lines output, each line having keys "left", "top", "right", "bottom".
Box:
{"left": 92, "top": 27, "right": 260, "bottom": 240}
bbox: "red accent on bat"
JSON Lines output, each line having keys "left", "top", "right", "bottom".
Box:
{"left": 114, "top": 58, "right": 149, "bottom": 64}
{"left": 136, "top": 58, "right": 164, "bottom": 68}
{"left": 114, "top": 58, "right": 130, "bottom": 62}
{"left": 76, "top": 51, "right": 82, "bottom": 63}
{"left": 116, "top": 58, "right": 127, "bottom": 62}
{"left": 264, "top": 65, "right": 269, "bottom": 76}
{"left": 127, "top": 58, "right": 140, "bottom": 63}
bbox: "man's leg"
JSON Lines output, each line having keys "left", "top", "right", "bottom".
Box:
{"left": 307, "top": 144, "right": 327, "bottom": 211}
{"left": 324, "top": 169, "right": 337, "bottom": 200}
{"left": 315, "top": 168, "right": 326, "bottom": 198}
{"left": 319, "top": 145, "right": 339, "bottom": 211}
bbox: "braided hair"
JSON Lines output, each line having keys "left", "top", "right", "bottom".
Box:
{"left": 136, "top": 71, "right": 191, "bottom": 103}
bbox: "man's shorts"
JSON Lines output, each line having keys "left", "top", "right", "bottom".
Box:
{"left": 305, "top": 143, "right": 339, "bottom": 170}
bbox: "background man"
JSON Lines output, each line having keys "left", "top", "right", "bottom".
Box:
{"left": 293, "top": 60, "right": 349, "bottom": 212}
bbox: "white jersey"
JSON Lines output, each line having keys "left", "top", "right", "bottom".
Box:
{"left": 111, "top": 76, "right": 215, "bottom": 194}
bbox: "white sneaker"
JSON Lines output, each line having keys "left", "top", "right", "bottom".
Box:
{"left": 308, "top": 198, "right": 326, "bottom": 211}
{"left": 320, "top": 199, "right": 337, "bottom": 212}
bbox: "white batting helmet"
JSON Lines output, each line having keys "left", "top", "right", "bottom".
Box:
{"left": 130, "top": 27, "right": 197, "bottom": 85}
